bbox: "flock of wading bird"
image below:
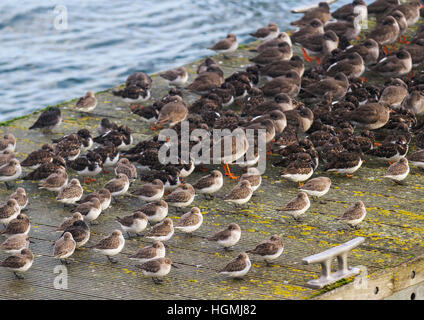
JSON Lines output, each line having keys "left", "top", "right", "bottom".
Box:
{"left": 1, "top": 0, "right": 424, "bottom": 284}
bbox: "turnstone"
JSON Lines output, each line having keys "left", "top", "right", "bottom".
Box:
{"left": 131, "top": 179, "right": 164, "bottom": 202}
{"left": 368, "top": 140, "right": 408, "bottom": 163}
{"left": 136, "top": 257, "right": 174, "bottom": 284}
{"left": 0, "top": 234, "right": 30, "bottom": 254}
{"left": 371, "top": 50, "right": 412, "bottom": 78}
{"left": 208, "top": 223, "right": 241, "bottom": 251}
{"left": 116, "top": 211, "right": 148, "bottom": 237}
{"left": 408, "top": 149, "right": 424, "bottom": 169}
{"left": 55, "top": 212, "right": 83, "bottom": 233}
{"left": 72, "top": 197, "right": 102, "bottom": 224}
{"left": 299, "top": 176, "right": 331, "bottom": 198}
{"left": 160, "top": 67, "right": 188, "bottom": 87}
{"left": 114, "top": 158, "right": 137, "bottom": 180}
{"left": 0, "top": 159, "right": 22, "bottom": 189}
{"left": 7, "top": 187, "right": 28, "bottom": 210}
{"left": 138, "top": 200, "right": 169, "bottom": 223}
{"left": 29, "top": 106, "right": 62, "bottom": 133}
{"left": 38, "top": 167, "right": 68, "bottom": 192}
{"left": 290, "top": 2, "right": 331, "bottom": 26}
{"left": 379, "top": 78, "right": 409, "bottom": 108}
{"left": 219, "top": 252, "right": 251, "bottom": 279}
{"left": 0, "top": 134, "right": 16, "bottom": 154}
{"left": 345, "top": 102, "right": 391, "bottom": 130}
{"left": 337, "top": 200, "right": 367, "bottom": 228}
{"left": 119, "top": 72, "right": 152, "bottom": 102}
{"left": 246, "top": 235, "right": 284, "bottom": 265}
{"left": 69, "top": 152, "right": 103, "bottom": 183}
{"left": 104, "top": 173, "right": 130, "bottom": 199}
{"left": 129, "top": 241, "right": 166, "bottom": 263}
{"left": 223, "top": 180, "right": 253, "bottom": 206}
{"left": 93, "top": 143, "right": 120, "bottom": 171}
{"left": 280, "top": 192, "right": 310, "bottom": 221}
{"left": 93, "top": 126, "right": 133, "bottom": 150}
{"left": 56, "top": 179, "right": 83, "bottom": 205}
{"left": 239, "top": 167, "right": 262, "bottom": 192}
{"left": 402, "top": 91, "right": 424, "bottom": 116}
{"left": 63, "top": 220, "right": 90, "bottom": 248}
{"left": 280, "top": 160, "right": 314, "bottom": 186}
{"left": 174, "top": 207, "right": 203, "bottom": 235}
{"left": 383, "top": 157, "right": 410, "bottom": 184}
{"left": 53, "top": 232, "right": 76, "bottom": 264}
{"left": 1, "top": 214, "right": 30, "bottom": 237}
{"left": 165, "top": 183, "right": 195, "bottom": 210}
{"left": 23, "top": 155, "right": 66, "bottom": 181}
{"left": 75, "top": 91, "right": 97, "bottom": 112}
{"left": 90, "top": 230, "right": 125, "bottom": 263}
{"left": 209, "top": 33, "right": 238, "bottom": 56}
{"left": 192, "top": 170, "right": 223, "bottom": 199}
{"left": 54, "top": 134, "right": 81, "bottom": 161}
{"left": 332, "top": 0, "right": 367, "bottom": 22}
{"left": 0, "top": 248, "right": 34, "bottom": 279}
{"left": 155, "top": 95, "right": 188, "bottom": 128}
{"left": 145, "top": 218, "right": 174, "bottom": 242}
{"left": 21, "top": 143, "right": 54, "bottom": 170}
{"left": 250, "top": 22, "right": 279, "bottom": 41}
{"left": 97, "top": 118, "right": 118, "bottom": 135}
{"left": 0, "top": 199, "right": 20, "bottom": 226}
{"left": 325, "top": 151, "right": 363, "bottom": 176}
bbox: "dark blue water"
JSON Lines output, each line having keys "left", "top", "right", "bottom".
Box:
{"left": 0, "top": 0, "right": 354, "bottom": 121}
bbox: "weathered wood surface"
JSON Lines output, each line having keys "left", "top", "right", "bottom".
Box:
{"left": 0, "top": 17, "right": 424, "bottom": 300}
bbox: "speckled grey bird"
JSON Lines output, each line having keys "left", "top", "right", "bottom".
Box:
{"left": 343, "top": 39, "right": 380, "bottom": 66}
{"left": 372, "top": 50, "right": 412, "bottom": 78}
{"left": 56, "top": 179, "right": 83, "bottom": 204}
{"left": 75, "top": 91, "right": 97, "bottom": 112}
{"left": 239, "top": 167, "right": 262, "bottom": 192}
{"left": 160, "top": 67, "right": 188, "bottom": 86}
{"left": 0, "top": 150, "right": 15, "bottom": 168}
{"left": 90, "top": 230, "right": 125, "bottom": 263}
{"left": 302, "top": 72, "right": 350, "bottom": 102}
{"left": 219, "top": 252, "right": 251, "bottom": 279}
{"left": 6, "top": 187, "right": 28, "bottom": 211}
{"left": 208, "top": 223, "right": 241, "bottom": 250}
{"left": 326, "top": 52, "right": 365, "bottom": 79}
{"left": 409, "top": 149, "right": 424, "bottom": 169}
{"left": 383, "top": 157, "right": 410, "bottom": 183}
{"left": 290, "top": 2, "right": 331, "bottom": 26}
{"left": 116, "top": 211, "right": 148, "bottom": 237}
{"left": 138, "top": 200, "right": 169, "bottom": 223}
{"left": 63, "top": 220, "right": 90, "bottom": 248}
{"left": 0, "top": 134, "right": 16, "bottom": 154}
{"left": 131, "top": 179, "right": 164, "bottom": 202}
{"left": 165, "top": 183, "right": 195, "bottom": 209}
{"left": 256, "top": 32, "right": 292, "bottom": 52}
{"left": 0, "top": 234, "right": 30, "bottom": 254}
{"left": 223, "top": 180, "right": 253, "bottom": 206}
{"left": 280, "top": 192, "right": 310, "bottom": 221}
{"left": 0, "top": 248, "right": 34, "bottom": 279}
{"left": 155, "top": 95, "right": 188, "bottom": 128}
{"left": 345, "top": 102, "right": 391, "bottom": 130}
{"left": 174, "top": 207, "right": 203, "bottom": 234}
{"left": 1, "top": 214, "right": 30, "bottom": 237}
{"left": 129, "top": 241, "right": 166, "bottom": 263}
{"left": 56, "top": 212, "right": 83, "bottom": 233}
{"left": 250, "top": 22, "right": 279, "bottom": 41}
{"left": 38, "top": 167, "right": 68, "bottom": 192}
{"left": 0, "top": 199, "right": 20, "bottom": 226}
{"left": 367, "top": 16, "right": 400, "bottom": 46}
{"left": 53, "top": 232, "right": 76, "bottom": 264}
{"left": 104, "top": 173, "right": 130, "bottom": 198}
{"left": 209, "top": 33, "right": 238, "bottom": 54}
{"left": 324, "top": 14, "right": 361, "bottom": 41}
{"left": 246, "top": 235, "right": 284, "bottom": 265}
{"left": 136, "top": 257, "right": 174, "bottom": 284}
{"left": 0, "top": 159, "right": 22, "bottom": 189}
{"left": 80, "top": 188, "right": 111, "bottom": 211}
{"left": 145, "top": 218, "right": 174, "bottom": 242}
{"left": 299, "top": 177, "right": 331, "bottom": 198}
{"left": 72, "top": 197, "right": 102, "bottom": 223}
{"left": 401, "top": 91, "right": 424, "bottom": 116}
{"left": 379, "top": 78, "right": 409, "bottom": 108}
{"left": 337, "top": 200, "right": 367, "bottom": 228}
{"left": 114, "top": 158, "right": 137, "bottom": 180}
{"left": 192, "top": 170, "right": 223, "bottom": 199}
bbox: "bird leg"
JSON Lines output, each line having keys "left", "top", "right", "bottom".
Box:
{"left": 298, "top": 181, "right": 304, "bottom": 187}
{"left": 401, "top": 35, "right": 410, "bottom": 45}
{"left": 301, "top": 48, "right": 313, "bottom": 62}
{"left": 107, "top": 256, "right": 118, "bottom": 264}
{"left": 225, "top": 163, "right": 239, "bottom": 180}
{"left": 89, "top": 177, "right": 96, "bottom": 182}
{"left": 315, "top": 57, "right": 321, "bottom": 65}
{"left": 83, "top": 177, "right": 90, "bottom": 184}
{"left": 221, "top": 163, "right": 229, "bottom": 176}
{"left": 345, "top": 174, "right": 354, "bottom": 178}
{"left": 4, "top": 182, "right": 11, "bottom": 190}
{"left": 102, "top": 169, "right": 110, "bottom": 174}
{"left": 14, "top": 272, "right": 25, "bottom": 280}
{"left": 383, "top": 46, "right": 389, "bottom": 55}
